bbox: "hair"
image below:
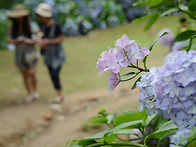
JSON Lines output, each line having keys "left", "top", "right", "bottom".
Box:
{"left": 10, "top": 16, "right": 32, "bottom": 39}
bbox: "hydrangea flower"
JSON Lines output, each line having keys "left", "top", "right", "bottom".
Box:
{"left": 107, "top": 71, "right": 120, "bottom": 93}
{"left": 137, "top": 67, "right": 160, "bottom": 115}
{"left": 97, "top": 34, "right": 151, "bottom": 93}
{"left": 157, "top": 28, "right": 174, "bottom": 46}
{"left": 171, "top": 41, "right": 184, "bottom": 52}
{"left": 170, "top": 129, "right": 191, "bottom": 147}
{"left": 138, "top": 50, "right": 196, "bottom": 129}
{"left": 115, "top": 34, "right": 130, "bottom": 50}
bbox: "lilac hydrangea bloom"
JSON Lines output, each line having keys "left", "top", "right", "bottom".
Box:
{"left": 137, "top": 67, "right": 160, "bottom": 115}
{"left": 115, "top": 34, "right": 130, "bottom": 50}
{"left": 171, "top": 41, "right": 184, "bottom": 52}
{"left": 138, "top": 50, "right": 196, "bottom": 130}
{"left": 107, "top": 51, "right": 129, "bottom": 73}
{"left": 107, "top": 71, "right": 120, "bottom": 93}
{"left": 97, "top": 51, "right": 110, "bottom": 75}
{"left": 158, "top": 28, "right": 174, "bottom": 46}
{"left": 126, "top": 43, "right": 150, "bottom": 63}
{"left": 170, "top": 129, "right": 191, "bottom": 147}
{"left": 97, "top": 34, "right": 151, "bottom": 93}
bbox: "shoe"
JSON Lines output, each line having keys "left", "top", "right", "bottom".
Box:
{"left": 25, "top": 95, "right": 34, "bottom": 103}
{"left": 32, "top": 92, "right": 39, "bottom": 100}
{"left": 51, "top": 96, "right": 64, "bottom": 104}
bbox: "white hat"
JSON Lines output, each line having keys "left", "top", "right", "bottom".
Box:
{"left": 7, "top": 4, "right": 30, "bottom": 18}
{"left": 35, "top": 3, "right": 52, "bottom": 18}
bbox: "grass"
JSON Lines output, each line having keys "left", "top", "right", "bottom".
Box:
{"left": 0, "top": 15, "right": 181, "bottom": 108}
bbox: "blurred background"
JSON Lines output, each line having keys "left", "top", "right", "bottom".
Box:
{"left": 0, "top": 0, "right": 186, "bottom": 147}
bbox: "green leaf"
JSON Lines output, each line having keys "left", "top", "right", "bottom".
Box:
{"left": 105, "top": 134, "right": 116, "bottom": 142}
{"left": 132, "top": 13, "right": 157, "bottom": 24}
{"left": 148, "top": 121, "right": 177, "bottom": 140}
{"left": 174, "top": 30, "right": 196, "bottom": 42}
{"left": 112, "top": 120, "right": 143, "bottom": 132}
{"left": 114, "top": 112, "right": 144, "bottom": 126}
{"left": 157, "top": 130, "right": 177, "bottom": 147}
{"left": 131, "top": 76, "right": 141, "bottom": 90}
{"left": 144, "top": 12, "right": 159, "bottom": 31}
{"left": 145, "top": 114, "right": 157, "bottom": 128}
{"left": 147, "top": 0, "right": 163, "bottom": 7}
{"left": 186, "top": 35, "right": 196, "bottom": 52}
{"left": 84, "top": 129, "right": 111, "bottom": 140}
{"left": 133, "top": 1, "right": 147, "bottom": 6}
{"left": 78, "top": 140, "right": 97, "bottom": 146}
{"left": 188, "top": 0, "right": 196, "bottom": 15}
{"left": 90, "top": 117, "right": 107, "bottom": 124}
{"left": 160, "top": 8, "right": 179, "bottom": 17}
{"left": 149, "top": 32, "right": 169, "bottom": 51}
{"left": 112, "top": 129, "right": 138, "bottom": 135}
{"left": 106, "top": 114, "right": 116, "bottom": 125}
{"left": 98, "top": 108, "right": 107, "bottom": 116}
{"left": 121, "top": 72, "right": 136, "bottom": 78}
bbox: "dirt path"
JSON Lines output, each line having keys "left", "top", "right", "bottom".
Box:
{"left": 0, "top": 84, "right": 139, "bottom": 147}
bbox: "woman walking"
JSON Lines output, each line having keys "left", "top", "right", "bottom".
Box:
{"left": 7, "top": 4, "right": 40, "bottom": 102}
{"left": 35, "top": 3, "right": 66, "bottom": 103}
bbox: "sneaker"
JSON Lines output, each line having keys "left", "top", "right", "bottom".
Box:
{"left": 32, "top": 92, "right": 39, "bottom": 100}
{"left": 25, "top": 95, "right": 34, "bottom": 103}
{"left": 51, "top": 96, "right": 64, "bottom": 104}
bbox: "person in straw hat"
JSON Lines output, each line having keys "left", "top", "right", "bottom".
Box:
{"left": 35, "top": 3, "right": 66, "bottom": 103}
{"left": 7, "top": 4, "right": 40, "bottom": 103}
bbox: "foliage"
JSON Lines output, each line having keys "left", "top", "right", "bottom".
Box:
{"left": 70, "top": 0, "right": 196, "bottom": 146}
{"left": 1, "top": 0, "right": 146, "bottom": 49}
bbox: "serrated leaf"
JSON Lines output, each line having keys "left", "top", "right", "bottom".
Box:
{"left": 174, "top": 30, "right": 196, "bottom": 42}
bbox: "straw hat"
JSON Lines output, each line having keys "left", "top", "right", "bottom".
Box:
{"left": 7, "top": 4, "right": 30, "bottom": 18}
{"left": 35, "top": 3, "right": 52, "bottom": 18}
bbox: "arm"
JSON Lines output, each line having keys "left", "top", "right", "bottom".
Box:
{"left": 43, "top": 34, "right": 64, "bottom": 45}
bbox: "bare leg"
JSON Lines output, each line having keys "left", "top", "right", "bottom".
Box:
{"left": 28, "top": 66, "right": 39, "bottom": 100}
{"left": 29, "top": 66, "right": 37, "bottom": 93}
{"left": 21, "top": 70, "right": 31, "bottom": 95}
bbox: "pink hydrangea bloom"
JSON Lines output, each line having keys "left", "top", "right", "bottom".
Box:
{"left": 107, "top": 71, "right": 120, "bottom": 93}
{"left": 126, "top": 43, "right": 146, "bottom": 63}
{"left": 96, "top": 51, "right": 109, "bottom": 75}
{"left": 115, "top": 34, "right": 130, "bottom": 50}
